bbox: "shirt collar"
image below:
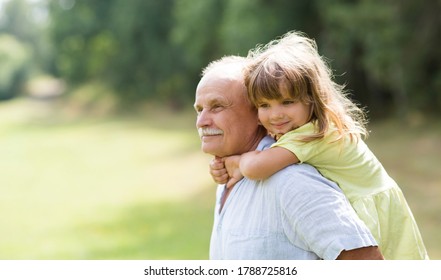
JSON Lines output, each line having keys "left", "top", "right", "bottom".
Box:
{"left": 256, "top": 135, "right": 275, "bottom": 151}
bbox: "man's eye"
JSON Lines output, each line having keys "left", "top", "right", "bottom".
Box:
{"left": 194, "top": 107, "right": 202, "bottom": 114}
{"left": 212, "top": 104, "right": 223, "bottom": 111}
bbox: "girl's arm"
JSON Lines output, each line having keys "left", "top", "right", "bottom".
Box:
{"left": 211, "top": 147, "right": 300, "bottom": 188}
{"left": 239, "top": 147, "right": 299, "bottom": 180}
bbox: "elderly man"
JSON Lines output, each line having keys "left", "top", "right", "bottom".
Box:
{"left": 194, "top": 56, "right": 383, "bottom": 260}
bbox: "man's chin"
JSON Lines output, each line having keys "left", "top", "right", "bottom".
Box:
{"left": 202, "top": 145, "right": 224, "bottom": 156}
{"left": 201, "top": 145, "right": 216, "bottom": 155}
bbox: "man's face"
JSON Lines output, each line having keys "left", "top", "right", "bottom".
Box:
{"left": 194, "top": 70, "right": 260, "bottom": 157}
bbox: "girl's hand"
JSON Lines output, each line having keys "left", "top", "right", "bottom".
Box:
{"left": 224, "top": 155, "right": 244, "bottom": 189}
{"left": 209, "top": 156, "right": 229, "bottom": 185}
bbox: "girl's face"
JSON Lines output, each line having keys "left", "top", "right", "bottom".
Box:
{"left": 256, "top": 87, "right": 311, "bottom": 139}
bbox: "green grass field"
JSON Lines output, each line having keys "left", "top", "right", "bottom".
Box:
{"left": 0, "top": 98, "right": 440, "bottom": 259}
{"left": 0, "top": 98, "right": 215, "bottom": 259}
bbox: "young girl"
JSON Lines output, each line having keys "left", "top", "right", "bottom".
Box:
{"left": 211, "top": 31, "right": 428, "bottom": 260}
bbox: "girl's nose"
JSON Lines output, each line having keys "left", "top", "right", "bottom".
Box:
{"left": 270, "top": 108, "right": 284, "bottom": 120}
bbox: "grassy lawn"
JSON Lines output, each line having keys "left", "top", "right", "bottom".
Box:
{"left": 0, "top": 98, "right": 440, "bottom": 259}
{"left": 0, "top": 98, "right": 215, "bottom": 259}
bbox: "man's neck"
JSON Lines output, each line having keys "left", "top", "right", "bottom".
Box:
{"left": 218, "top": 128, "right": 267, "bottom": 213}
{"left": 249, "top": 127, "right": 268, "bottom": 151}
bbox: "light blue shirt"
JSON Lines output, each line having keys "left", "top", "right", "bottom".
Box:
{"left": 209, "top": 136, "right": 377, "bottom": 260}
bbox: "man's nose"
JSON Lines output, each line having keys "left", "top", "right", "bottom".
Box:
{"left": 196, "top": 109, "right": 211, "bottom": 128}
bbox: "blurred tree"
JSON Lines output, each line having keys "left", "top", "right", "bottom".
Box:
{"left": 219, "top": 0, "right": 320, "bottom": 55}
{"left": 49, "top": 0, "right": 117, "bottom": 82}
{"left": 0, "top": 0, "right": 36, "bottom": 43}
{"left": 46, "top": 0, "right": 440, "bottom": 117}
{"left": 318, "top": 0, "right": 441, "bottom": 118}
{"left": 0, "top": 0, "right": 50, "bottom": 98}
{"left": 107, "top": 0, "right": 176, "bottom": 105}
{"left": 171, "top": 0, "right": 223, "bottom": 69}
{"left": 170, "top": 0, "right": 321, "bottom": 107}
{"left": 0, "top": 34, "right": 31, "bottom": 99}
{"left": 50, "top": 0, "right": 179, "bottom": 106}
{"left": 170, "top": 0, "right": 224, "bottom": 107}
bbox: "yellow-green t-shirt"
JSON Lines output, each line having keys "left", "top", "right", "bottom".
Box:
{"left": 273, "top": 122, "right": 394, "bottom": 201}
{"left": 272, "top": 122, "right": 429, "bottom": 260}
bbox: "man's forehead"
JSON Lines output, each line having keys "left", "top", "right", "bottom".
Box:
{"left": 194, "top": 92, "right": 229, "bottom": 108}
{"left": 195, "top": 66, "right": 247, "bottom": 106}
{"left": 200, "top": 72, "right": 241, "bottom": 89}
{"left": 196, "top": 75, "right": 241, "bottom": 96}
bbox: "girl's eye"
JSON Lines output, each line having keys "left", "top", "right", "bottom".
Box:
{"left": 258, "top": 103, "right": 269, "bottom": 108}
{"left": 282, "top": 100, "right": 295, "bottom": 105}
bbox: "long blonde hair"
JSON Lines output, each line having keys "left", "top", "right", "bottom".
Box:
{"left": 244, "top": 31, "right": 368, "bottom": 142}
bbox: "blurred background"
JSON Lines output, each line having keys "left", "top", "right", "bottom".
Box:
{"left": 0, "top": 0, "right": 439, "bottom": 259}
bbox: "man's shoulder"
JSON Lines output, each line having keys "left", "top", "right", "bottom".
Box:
{"left": 267, "top": 163, "right": 342, "bottom": 194}
{"left": 271, "top": 163, "right": 321, "bottom": 180}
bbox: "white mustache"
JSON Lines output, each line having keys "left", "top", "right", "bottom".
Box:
{"left": 198, "top": 127, "right": 224, "bottom": 137}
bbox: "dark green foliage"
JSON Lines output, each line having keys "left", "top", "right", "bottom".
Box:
{"left": 0, "top": 0, "right": 47, "bottom": 99}
{"left": 2, "top": 0, "right": 440, "bottom": 117}
{"left": 0, "top": 35, "right": 30, "bottom": 99}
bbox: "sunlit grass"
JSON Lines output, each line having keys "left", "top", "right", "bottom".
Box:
{"left": 0, "top": 98, "right": 214, "bottom": 259}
